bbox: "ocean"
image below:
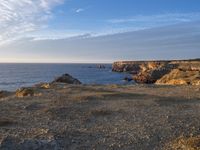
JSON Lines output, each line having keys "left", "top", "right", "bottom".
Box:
{"left": 0, "top": 63, "right": 131, "bottom": 91}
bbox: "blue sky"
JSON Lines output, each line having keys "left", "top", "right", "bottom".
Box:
{"left": 0, "top": 0, "right": 200, "bottom": 62}
{"left": 40, "top": 0, "right": 200, "bottom": 37}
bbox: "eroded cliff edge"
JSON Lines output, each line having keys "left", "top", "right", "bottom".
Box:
{"left": 112, "top": 59, "right": 200, "bottom": 85}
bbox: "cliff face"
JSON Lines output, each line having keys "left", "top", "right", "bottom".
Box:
{"left": 112, "top": 60, "right": 200, "bottom": 85}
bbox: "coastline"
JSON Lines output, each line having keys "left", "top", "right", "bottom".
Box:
{"left": 0, "top": 63, "right": 125, "bottom": 91}
{"left": 0, "top": 74, "right": 200, "bottom": 149}
{"left": 112, "top": 59, "right": 200, "bottom": 85}
{"left": 0, "top": 59, "right": 199, "bottom": 149}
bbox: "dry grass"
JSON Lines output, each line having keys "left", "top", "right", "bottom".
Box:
{"left": 1, "top": 84, "right": 200, "bottom": 149}
{"left": 168, "top": 136, "right": 200, "bottom": 150}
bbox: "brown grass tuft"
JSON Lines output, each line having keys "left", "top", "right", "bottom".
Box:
{"left": 169, "top": 136, "right": 200, "bottom": 150}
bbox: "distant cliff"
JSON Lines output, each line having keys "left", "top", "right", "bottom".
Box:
{"left": 112, "top": 59, "right": 200, "bottom": 85}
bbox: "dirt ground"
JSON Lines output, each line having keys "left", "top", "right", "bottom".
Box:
{"left": 0, "top": 83, "right": 200, "bottom": 150}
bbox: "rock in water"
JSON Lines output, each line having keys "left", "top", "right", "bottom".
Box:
{"left": 97, "top": 64, "right": 106, "bottom": 69}
{"left": 52, "top": 74, "right": 81, "bottom": 84}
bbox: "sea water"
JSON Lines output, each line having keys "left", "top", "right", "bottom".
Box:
{"left": 0, "top": 63, "right": 131, "bottom": 91}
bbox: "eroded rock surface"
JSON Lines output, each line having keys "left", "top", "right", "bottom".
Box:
{"left": 112, "top": 59, "right": 200, "bottom": 85}
{"left": 156, "top": 69, "right": 200, "bottom": 85}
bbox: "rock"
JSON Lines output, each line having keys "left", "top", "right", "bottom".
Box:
{"left": 112, "top": 59, "right": 200, "bottom": 85}
{"left": 156, "top": 69, "right": 200, "bottom": 85}
{"left": 41, "top": 83, "right": 51, "bottom": 89}
{"left": 123, "top": 77, "right": 133, "bottom": 82}
{"left": 16, "top": 88, "right": 34, "bottom": 98}
{"left": 35, "top": 83, "right": 51, "bottom": 89}
{"left": 97, "top": 64, "right": 106, "bottom": 69}
{"left": 52, "top": 74, "right": 81, "bottom": 84}
{"left": 133, "top": 69, "right": 170, "bottom": 84}
{"left": 157, "top": 79, "right": 188, "bottom": 85}
{"left": 112, "top": 61, "right": 171, "bottom": 73}
{"left": 192, "top": 79, "right": 200, "bottom": 86}
{"left": 133, "top": 72, "right": 152, "bottom": 84}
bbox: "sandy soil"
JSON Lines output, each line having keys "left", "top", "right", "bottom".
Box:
{"left": 0, "top": 83, "right": 200, "bottom": 149}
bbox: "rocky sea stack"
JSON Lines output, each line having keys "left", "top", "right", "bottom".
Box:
{"left": 112, "top": 59, "right": 200, "bottom": 85}
{"left": 52, "top": 74, "right": 82, "bottom": 84}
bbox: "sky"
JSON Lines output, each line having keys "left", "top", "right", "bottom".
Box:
{"left": 0, "top": 0, "right": 200, "bottom": 63}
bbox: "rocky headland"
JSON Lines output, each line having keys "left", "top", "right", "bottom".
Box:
{"left": 112, "top": 59, "right": 200, "bottom": 85}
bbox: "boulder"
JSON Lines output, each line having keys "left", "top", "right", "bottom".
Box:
{"left": 52, "top": 74, "right": 81, "bottom": 84}
{"left": 16, "top": 88, "right": 34, "bottom": 98}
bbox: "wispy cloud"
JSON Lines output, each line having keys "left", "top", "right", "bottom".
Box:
{"left": 75, "top": 8, "right": 85, "bottom": 13}
{"left": 108, "top": 12, "right": 200, "bottom": 27}
{"left": 0, "top": 0, "right": 64, "bottom": 45}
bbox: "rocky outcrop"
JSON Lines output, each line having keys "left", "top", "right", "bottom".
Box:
{"left": 112, "top": 61, "right": 172, "bottom": 73}
{"left": 52, "top": 74, "right": 81, "bottom": 84}
{"left": 156, "top": 69, "right": 200, "bottom": 85}
{"left": 112, "top": 59, "right": 200, "bottom": 85}
{"left": 16, "top": 88, "right": 34, "bottom": 97}
{"left": 15, "top": 74, "right": 81, "bottom": 98}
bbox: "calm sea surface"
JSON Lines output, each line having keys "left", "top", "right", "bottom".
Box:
{"left": 0, "top": 63, "right": 131, "bottom": 91}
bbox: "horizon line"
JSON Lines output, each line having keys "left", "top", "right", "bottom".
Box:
{"left": 0, "top": 58, "right": 199, "bottom": 64}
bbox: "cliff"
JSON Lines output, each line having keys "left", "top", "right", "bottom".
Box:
{"left": 112, "top": 59, "right": 200, "bottom": 85}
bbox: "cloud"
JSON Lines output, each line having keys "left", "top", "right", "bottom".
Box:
{"left": 75, "top": 8, "right": 85, "bottom": 13}
{"left": 1, "top": 21, "right": 199, "bottom": 62}
{"left": 108, "top": 13, "right": 200, "bottom": 28}
{"left": 0, "top": 0, "right": 64, "bottom": 45}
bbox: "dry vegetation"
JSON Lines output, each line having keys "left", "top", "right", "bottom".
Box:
{"left": 0, "top": 83, "right": 200, "bottom": 149}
